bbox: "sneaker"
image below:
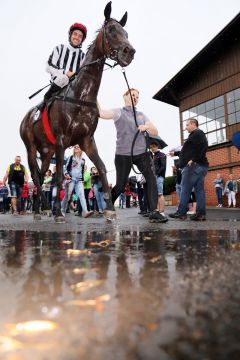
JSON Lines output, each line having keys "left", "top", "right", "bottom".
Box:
{"left": 168, "top": 212, "right": 187, "bottom": 220}
{"left": 190, "top": 213, "right": 206, "bottom": 221}
{"left": 149, "top": 210, "right": 168, "bottom": 223}
{"left": 13, "top": 211, "right": 18, "bottom": 216}
{"left": 219, "top": 204, "right": 222, "bottom": 207}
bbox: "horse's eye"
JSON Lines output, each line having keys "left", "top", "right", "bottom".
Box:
{"left": 108, "top": 25, "right": 116, "bottom": 34}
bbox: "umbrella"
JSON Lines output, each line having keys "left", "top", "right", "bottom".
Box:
{"left": 146, "top": 133, "right": 168, "bottom": 150}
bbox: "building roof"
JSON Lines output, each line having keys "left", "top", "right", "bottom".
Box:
{"left": 153, "top": 12, "right": 240, "bottom": 107}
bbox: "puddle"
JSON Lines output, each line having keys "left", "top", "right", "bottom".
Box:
{"left": 0, "top": 229, "right": 239, "bottom": 359}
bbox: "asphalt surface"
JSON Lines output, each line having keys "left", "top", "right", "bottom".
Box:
{"left": 0, "top": 206, "right": 240, "bottom": 232}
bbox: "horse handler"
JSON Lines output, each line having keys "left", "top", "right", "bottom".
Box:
{"left": 98, "top": 88, "right": 168, "bottom": 223}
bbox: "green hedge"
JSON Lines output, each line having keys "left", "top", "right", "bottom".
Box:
{"left": 163, "top": 176, "right": 176, "bottom": 195}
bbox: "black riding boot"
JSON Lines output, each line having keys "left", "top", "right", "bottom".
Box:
{"left": 38, "top": 83, "right": 61, "bottom": 112}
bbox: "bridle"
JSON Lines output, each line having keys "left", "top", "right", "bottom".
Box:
{"left": 99, "top": 19, "right": 121, "bottom": 66}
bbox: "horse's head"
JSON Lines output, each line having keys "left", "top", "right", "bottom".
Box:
{"left": 98, "top": 1, "right": 135, "bottom": 67}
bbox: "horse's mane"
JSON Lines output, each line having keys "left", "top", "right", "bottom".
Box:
{"left": 85, "top": 28, "right": 101, "bottom": 54}
{"left": 85, "top": 18, "right": 118, "bottom": 55}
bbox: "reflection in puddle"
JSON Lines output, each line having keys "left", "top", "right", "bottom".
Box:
{"left": 12, "top": 320, "right": 58, "bottom": 335}
{"left": 0, "top": 229, "right": 239, "bottom": 359}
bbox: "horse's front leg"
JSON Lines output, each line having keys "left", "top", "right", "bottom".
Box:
{"left": 54, "top": 136, "right": 66, "bottom": 223}
{"left": 82, "top": 137, "right": 115, "bottom": 218}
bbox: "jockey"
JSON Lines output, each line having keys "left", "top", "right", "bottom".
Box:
{"left": 38, "top": 22, "right": 87, "bottom": 111}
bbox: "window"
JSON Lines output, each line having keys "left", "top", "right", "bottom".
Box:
{"left": 227, "top": 102, "right": 235, "bottom": 114}
{"left": 234, "top": 88, "right": 240, "bottom": 100}
{"left": 183, "top": 130, "right": 188, "bottom": 140}
{"left": 199, "top": 123, "right": 207, "bottom": 132}
{"left": 208, "top": 132, "right": 217, "bottom": 146}
{"left": 228, "top": 113, "right": 236, "bottom": 125}
{"left": 215, "top": 106, "right": 224, "bottom": 118}
{"left": 207, "top": 110, "right": 215, "bottom": 121}
{"left": 235, "top": 99, "right": 240, "bottom": 112}
{"left": 236, "top": 111, "right": 240, "bottom": 122}
{"left": 207, "top": 120, "right": 216, "bottom": 132}
{"left": 216, "top": 117, "right": 226, "bottom": 129}
{"left": 206, "top": 99, "right": 214, "bottom": 111}
{"left": 226, "top": 89, "right": 240, "bottom": 126}
{"left": 197, "top": 103, "right": 206, "bottom": 114}
{"left": 198, "top": 114, "right": 206, "bottom": 125}
{"left": 182, "top": 120, "right": 187, "bottom": 130}
{"left": 227, "top": 91, "right": 234, "bottom": 103}
{"left": 181, "top": 88, "right": 240, "bottom": 147}
{"left": 214, "top": 95, "right": 224, "bottom": 107}
{"left": 216, "top": 129, "right": 226, "bottom": 143}
{"left": 182, "top": 110, "right": 189, "bottom": 120}
{"left": 189, "top": 107, "right": 197, "bottom": 118}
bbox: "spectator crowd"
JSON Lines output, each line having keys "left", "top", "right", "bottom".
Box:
{"left": 0, "top": 139, "right": 168, "bottom": 220}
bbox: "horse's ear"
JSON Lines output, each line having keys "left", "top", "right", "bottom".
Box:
{"left": 119, "top": 11, "right": 128, "bottom": 27}
{"left": 104, "top": 1, "right": 112, "bottom": 22}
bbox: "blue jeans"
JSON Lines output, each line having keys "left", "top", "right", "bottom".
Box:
{"left": 61, "top": 180, "right": 87, "bottom": 213}
{"left": 176, "top": 183, "right": 182, "bottom": 202}
{"left": 9, "top": 182, "right": 23, "bottom": 212}
{"left": 93, "top": 184, "right": 106, "bottom": 211}
{"left": 178, "top": 164, "right": 208, "bottom": 216}
{"left": 9, "top": 182, "right": 23, "bottom": 199}
{"left": 215, "top": 187, "right": 223, "bottom": 205}
{"left": 156, "top": 176, "right": 164, "bottom": 195}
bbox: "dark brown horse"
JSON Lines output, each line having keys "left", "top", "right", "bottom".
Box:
{"left": 20, "top": 2, "right": 135, "bottom": 222}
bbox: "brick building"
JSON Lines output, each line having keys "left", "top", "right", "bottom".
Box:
{"left": 153, "top": 12, "right": 240, "bottom": 206}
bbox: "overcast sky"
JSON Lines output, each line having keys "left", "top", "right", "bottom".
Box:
{"left": 0, "top": 0, "right": 239, "bottom": 184}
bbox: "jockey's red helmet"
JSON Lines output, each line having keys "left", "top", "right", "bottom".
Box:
{"left": 69, "top": 23, "right": 87, "bottom": 42}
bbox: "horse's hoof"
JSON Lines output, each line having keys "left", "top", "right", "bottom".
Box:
{"left": 55, "top": 216, "right": 66, "bottom": 223}
{"left": 103, "top": 210, "right": 117, "bottom": 222}
{"left": 34, "top": 214, "right": 41, "bottom": 220}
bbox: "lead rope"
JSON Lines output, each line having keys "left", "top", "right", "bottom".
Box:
{"left": 121, "top": 68, "right": 148, "bottom": 175}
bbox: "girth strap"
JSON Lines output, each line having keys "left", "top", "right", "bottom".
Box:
{"left": 54, "top": 95, "right": 97, "bottom": 108}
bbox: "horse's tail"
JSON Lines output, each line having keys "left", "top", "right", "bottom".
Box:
{"left": 20, "top": 108, "right": 41, "bottom": 179}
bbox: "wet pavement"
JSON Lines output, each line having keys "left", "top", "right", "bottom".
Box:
{"left": 0, "top": 208, "right": 240, "bottom": 359}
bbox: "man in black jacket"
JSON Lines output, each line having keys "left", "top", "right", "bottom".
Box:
{"left": 169, "top": 118, "right": 208, "bottom": 221}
